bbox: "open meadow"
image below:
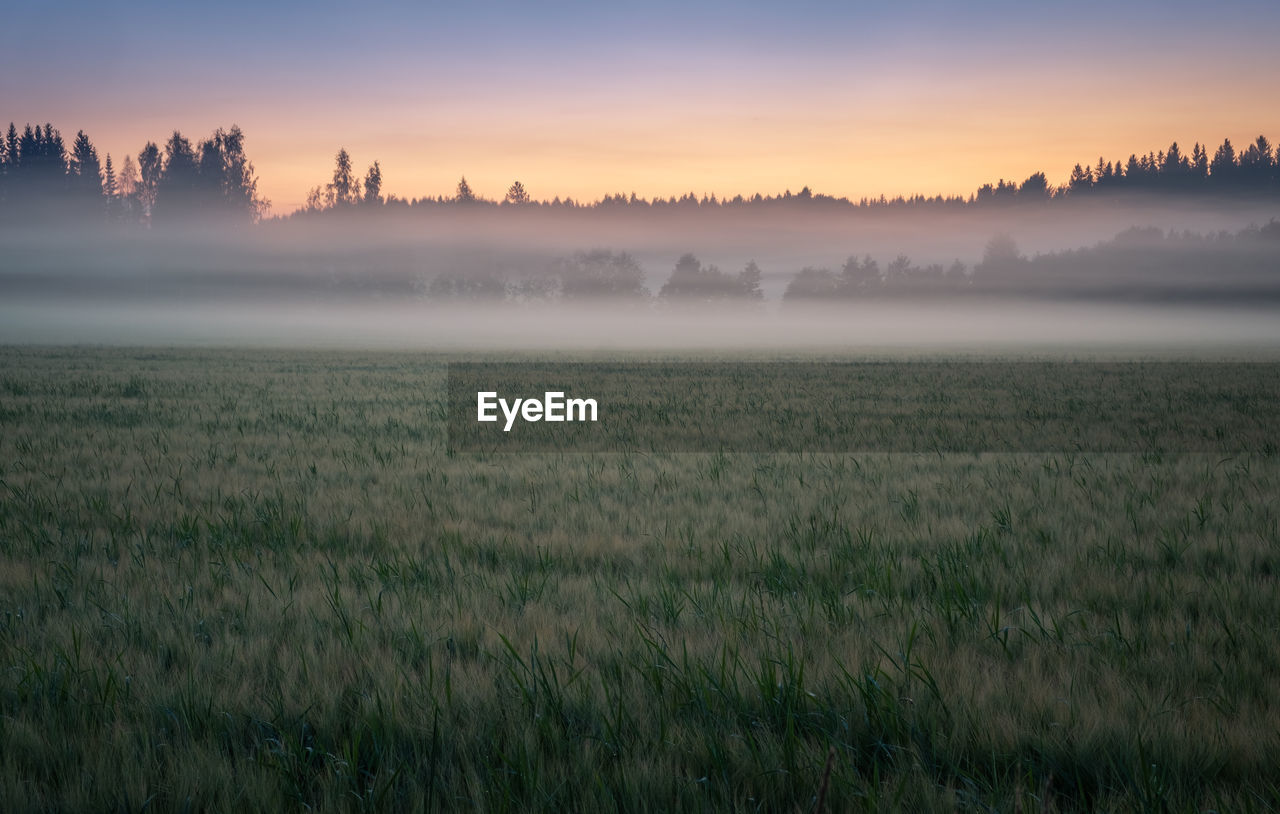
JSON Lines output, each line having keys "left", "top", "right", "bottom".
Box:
{"left": 1, "top": 346, "right": 1278, "bottom": 812}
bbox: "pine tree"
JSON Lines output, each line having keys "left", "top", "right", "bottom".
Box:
{"left": 153, "top": 131, "right": 198, "bottom": 222}
{"left": 1238, "top": 136, "right": 1274, "bottom": 189}
{"left": 4, "top": 123, "right": 16, "bottom": 170}
{"left": 1068, "top": 163, "right": 1094, "bottom": 194}
{"left": 1162, "top": 142, "right": 1187, "bottom": 188}
{"left": 43, "top": 124, "right": 66, "bottom": 177}
{"left": 1210, "top": 138, "right": 1237, "bottom": 187}
{"left": 1191, "top": 143, "right": 1208, "bottom": 183}
{"left": 69, "top": 130, "right": 103, "bottom": 197}
{"left": 104, "top": 154, "right": 116, "bottom": 197}
{"left": 455, "top": 176, "right": 475, "bottom": 203}
{"left": 103, "top": 154, "right": 116, "bottom": 220}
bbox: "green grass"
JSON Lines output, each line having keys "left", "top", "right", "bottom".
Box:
{"left": 0, "top": 346, "right": 1278, "bottom": 812}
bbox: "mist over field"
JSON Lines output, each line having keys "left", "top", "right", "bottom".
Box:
{"left": 7, "top": 0, "right": 1280, "bottom": 807}
{"left": 4, "top": 299, "right": 1280, "bottom": 351}
{"left": 4, "top": 193, "right": 1280, "bottom": 350}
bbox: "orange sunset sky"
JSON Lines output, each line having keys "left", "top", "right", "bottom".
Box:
{"left": 4, "top": 1, "right": 1279, "bottom": 214}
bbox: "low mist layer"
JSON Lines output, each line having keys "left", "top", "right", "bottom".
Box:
{"left": 3, "top": 299, "right": 1279, "bottom": 352}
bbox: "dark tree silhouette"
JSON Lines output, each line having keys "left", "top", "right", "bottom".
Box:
{"left": 103, "top": 154, "right": 117, "bottom": 220}
{"left": 219, "top": 125, "right": 266, "bottom": 220}
{"left": 3, "top": 124, "right": 16, "bottom": 171}
{"left": 1210, "top": 139, "right": 1237, "bottom": 187}
{"left": 0, "top": 123, "right": 69, "bottom": 220}
{"left": 363, "top": 161, "right": 382, "bottom": 205}
{"left": 505, "top": 180, "right": 530, "bottom": 205}
{"left": 1018, "top": 172, "right": 1050, "bottom": 200}
{"left": 327, "top": 148, "right": 360, "bottom": 208}
{"left": 455, "top": 176, "right": 475, "bottom": 203}
{"left": 1239, "top": 136, "right": 1274, "bottom": 189}
{"left": 196, "top": 135, "right": 227, "bottom": 213}
{"left": 1068, "top": 164, "right": 1093, "bottom": 194}
{"left": 137, "top": 142, "right": 162, "bottom": 221}
{"left": 1162, "top": 142, "right": 1188, "bottom": 187}
{"left": 1191, "top": 143, "right": 1209, "bottom": 182}
{"left": 152, "top": 131, "right": 200, "bottom": 223}
{"left": 67, "top": 131, "right": 103, "bottom": 219}
{"left": 5, "top": 117, "right": 1280, "bottom": 228}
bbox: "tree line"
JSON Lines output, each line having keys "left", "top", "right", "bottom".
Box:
{"left": 3, "top": 120, "right": 1280, "bottom": 228}
{"left": 418, "top": 251, "right": 763, "bottom": 303}
{"left": 779, "top": 223, "right": 1280, "bottom": 302}
{"left": 408, "top": 224, "right": 1280, "bottom": 304}
{"left": 0, "top": 122, "right": 267, "bottom": 226}
{"left": 303, "top": 135, "right": 1280, "bottom": 215}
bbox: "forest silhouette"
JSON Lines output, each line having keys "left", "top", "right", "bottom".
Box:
{"left": 3, "top": 121, "right": 1280, "bottom": 306}
{"left": 2, "top": 122, "right": 1280, "bottom": 226}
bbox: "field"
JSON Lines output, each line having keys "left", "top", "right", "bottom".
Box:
{"left": 1, "top": 346, "right": 1278, "bottom": 812}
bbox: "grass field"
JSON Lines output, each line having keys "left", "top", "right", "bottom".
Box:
{"left": 1, "top": 346, "right": 1278, "bottom": 812}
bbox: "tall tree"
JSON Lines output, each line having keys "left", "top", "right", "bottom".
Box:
{"left": 1162, "top": 142, "right": 1188, "bottom": 188}
{"left": 117, "top": 154, "right": 138, "bottom": 199}
{"left": 103, "top": 154, "right": 116, "bottom": 197}
{"left": 505, "top": 180, "right": 530, "bottom": 205}
{"left": 68, "top": 130, "right": 103, "bottom": 199}
{"left": 197, "top": 134, "right": 226, "bottom": 209}
{"left": 1018, "top": 172, "right": 1050, "bottom": 200}
{"left": 18, "top": 125, "right": 38, "bottom": 169}
{"left": 219, "top": 125, "right": 266, "bottom": 220}
{"left": 326, "top": 148, "right": 359, "bottom": 207}
{"left": 3, "top": 124, "right": 17, "bottom": 171}
{"left": 1093, "top": 157, "right": 1111, "bottom": 189}
{"left": 153, "top": 131, "right": 199, "bottom": 222}
{"left": 1068, "top": 163, "right": 1094, "bottom": 194}
{"left": 116, "top": 153, "right": 140, "bottom": 223}
{"left": 103, "top": 154, "right": 117, "bottom": 220}
{"left": 1210, "top": 138, "right": 1237, "bottom": 186}
{"left": 10, "top": 123, "right": 69, "bottom": 218}
{"left": 362, "top": 161, "right": 382, "bottom": 205}
{"left": 137, "top": 141, "right": 163, "bottom": 220}
{"left": 40, "top": 124, "right": 67, "bottom": 179}
{"left": 1238, "top": 135, "right": 1274, "bottom": 189}
{"left": 1191, "top": 143, "right": 1209, "bottom": 183}
{"left": 455, "top": 176, "right": 475, "bottom": 203}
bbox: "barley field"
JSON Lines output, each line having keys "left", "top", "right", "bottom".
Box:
{"left": 0, "top": 347, "right": 1277, "bottom": 812}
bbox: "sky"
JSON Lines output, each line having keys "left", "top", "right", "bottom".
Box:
{"left": 4, "top": 0, "right": 1280, "bottom": 214}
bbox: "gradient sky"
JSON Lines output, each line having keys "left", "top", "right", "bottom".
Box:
{"left": 4, "top": 0, "right": 1280, "bottom": 214}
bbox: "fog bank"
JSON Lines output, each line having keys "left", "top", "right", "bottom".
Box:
{"left": 3, "top": 300, "right": 1278, "bottom": 352}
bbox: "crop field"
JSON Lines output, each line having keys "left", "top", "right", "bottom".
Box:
{"left": 1, "top": 346, "right": 1278, "bottom": 812}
